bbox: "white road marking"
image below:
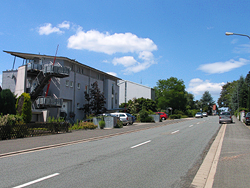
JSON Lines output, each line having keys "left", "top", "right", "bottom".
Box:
{"left": 189, "top": 125, "right": 193, "bottom": 127}
{"left": 131, "top": 140, "right": 151, "bottom": 148}
{"left": 197, "top": 122, "right": 200, "bottom": 124}
{"left": 171, "top": 130, "right": 180, "bottom": 134}
{"left": 13, "top": 173, "right": 60, "bottom": 188}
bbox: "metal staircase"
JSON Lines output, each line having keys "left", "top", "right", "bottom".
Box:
{"left": 27, "top": 62, "right": 70, "bottom": 108}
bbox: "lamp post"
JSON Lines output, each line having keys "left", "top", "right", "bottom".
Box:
{"left": 225, "top": 32, "right": 250, "bottom": 40}
{"left": 225, "top": 32, "right": 250, "bottom": 118}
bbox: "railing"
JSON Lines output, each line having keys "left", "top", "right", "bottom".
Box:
{"left": 43, "top": 65, "right": 70, "bottom": 77}
{"left": 35, "top": 97, "right": 63, "bottom": 108}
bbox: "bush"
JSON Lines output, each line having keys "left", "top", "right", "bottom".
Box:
{"left": 169, "top": 114, "right": 182, "bottom": 119}
{"left": 99, "top": 120, "right": 105, "bottom": 129}
{"left": 0, "top": 114, "right": 26, "bottom": 140}
{"left": 139, "top": 109, "right": 149, "bottom": 122}
{"left": 186, "top": 109, "right": 198, "bottom": 117}
{"left": 16, "top": 93, "right": 32, "bottom": 123}
{"left": 144, "top": 116, "right": 154, "bottom": 122}
{"left": 70, "top": 121, "right": 97, "bottom": 130}
{"left": 114, "top": 119, "right": 123, "bottom": 128}
{"left": 174, "top": 109, "right": 184, "bottom": 115}
{"left": 0, "top": 89, "right": 16, "bottom": 115}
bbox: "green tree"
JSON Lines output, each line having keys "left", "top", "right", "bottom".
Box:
{"left": 82, "top": 91, "right": 91, "bottom": 116}
{"left": 87, "top": 81, "right": 106, "bottom": 116}
{"left": 245, "top": 71, "right": 250, "bottom": 111}
{"left": 154, "top": 77, "right": 187, "bottom": 112}
{"left": 185, "top": 92, "right": 195, "bottom": 110}
{"left": 16, "top": 93, "right": 32, "bottom": 123}
{"left": 200, "top": 91, "right": 214, "bottom": 115}
{"left": 120, "top": 97, "right": 156, "bottom": 114}
{"left": 0, "top": 89, "right": 16, "bottom": 115}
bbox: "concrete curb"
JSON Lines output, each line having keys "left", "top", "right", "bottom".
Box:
{"left": 191, "top": 124, "right": 227, "bottom": 188}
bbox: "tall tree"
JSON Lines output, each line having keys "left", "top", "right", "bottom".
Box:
{"left": 245, "top": 71, "right": 250, "bottom": 111}
{"left": 185, "top": 92, "right": 195, "bottom": 110}
{"left": 155, "top": 77, "right": 187, "bottom": 112}
{"left": 200, "top": 91, "right": 214, "bottom": 114}
{"left": 89, "top": 81, "right": 107, "bottom": 115}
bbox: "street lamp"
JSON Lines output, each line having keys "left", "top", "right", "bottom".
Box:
{"left": 225, "top": 32, "right": 250, "bottom": 117}
{"left": 225, "top": 32, "right": 250, "bottom": 40}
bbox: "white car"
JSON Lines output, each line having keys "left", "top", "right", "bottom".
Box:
{"left": 110, "top": 112, "right": 133, "bottom": 125}
{"left": 202, "top": 112, "right": 208, "bottom": 117}
{"left": 195, "top": 112, "right": 203, "bottom": 118}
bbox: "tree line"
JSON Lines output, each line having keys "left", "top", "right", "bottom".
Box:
{"left": 217, "top": 71, "right": 250, "bottom": 114}
{"left": 120, "top": 77, "right": 215, "bottom": 117}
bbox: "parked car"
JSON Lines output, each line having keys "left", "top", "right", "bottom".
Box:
{"left": 156, "top": 112, "right": 168, "bottom": 120}
{"left": 195, "top": 112, "right": 203, "bottom": 118}
{"left": 110, "top": 112, "right": 133, "bottom": 125}
{"left": 219, "top": 111, "right": 233, "bottom": 124}
{"left": 245, "top": 112, "right": 250, "bottom": 125}
{"left": 202, "top": 112, "right": 208, "bottom": 117}
{"left": 127, "top": 113, "right": 136, "bottom": 123}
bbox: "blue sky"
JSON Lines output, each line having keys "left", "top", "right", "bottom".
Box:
{"left": 1, "top": 0, "right": 250, "bottom": 103}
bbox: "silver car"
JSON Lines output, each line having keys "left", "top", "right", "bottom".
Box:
{"left": 219, "top": 111, "right": 233, "bottom": 124}
{"left": 110, "top": 112, "right": 133, "bottom": 125}
{"left": 195, "top": 112, "right": 203, "bottom": 118}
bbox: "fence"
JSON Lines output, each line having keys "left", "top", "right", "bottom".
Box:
{"left": 0, "top": 122, "right": 69, "bottom": 140}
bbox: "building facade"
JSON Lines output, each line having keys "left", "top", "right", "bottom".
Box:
{"left": 2, "top": 51, "right": 121, "bottom": 123}
{"left": 118, "top": 80, "right": 155, "bottom": 104}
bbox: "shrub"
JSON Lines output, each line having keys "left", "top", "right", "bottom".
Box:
{"left": 0, "top": 89, "right": 16, "bottom": 115}
{"left": 0, "top": 114, "right": 26, "bottom": 139}
{"left": 114, "top": 118, "right": 123, "bottom": 128}
{"left": 70, "top": 121, "right": 97, "bottom": 130}
{"left": 144, "top": 116, "right": 154, "bottom": 122}
{"left": 99, "top": 120, "right": 105, "bottom": 129}
{"left": 16, "top": 93, "right": 32, "bottom": 123}
{"left": 169, "top": 114, "right": 182, "bottom": 119}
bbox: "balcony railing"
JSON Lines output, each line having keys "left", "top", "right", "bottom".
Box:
{"left": 35, "top": 96, "right": 63, "bottom": 109}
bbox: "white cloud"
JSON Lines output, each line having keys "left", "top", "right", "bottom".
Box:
{"left": 111, "top": 51, "right": 156, "bottom": 74}
{"left": 38, "top": 21, "right": 70, "bottom": 35}
{"left": 197, "top": 58, "right": 249, "bottom": 74}
{"left": 106, "top": 72, "right": 118, "bottom": 77}
{"left": 37, "top": 21, "right": 158, "bottom": 74}
{"left": 187, "top": 78, "right": 225, "bottom": 97}
{"left": 67, "top": 29, "right": 158, "bottom": 74}
{"left": 67, "top": 29, "right": 157, "bottom": 55}
{"left": 112, "top": 56, "right": 137, "bottom": 67}
{"left": 58, "top": 21, "right": 70, "bottom": 29}
{"left": 38, "top": 23, "right": 63, "bottom": 35}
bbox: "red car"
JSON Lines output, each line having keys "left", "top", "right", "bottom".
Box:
{"left": 156, "top": 112, "right": 168, "bottom": 120}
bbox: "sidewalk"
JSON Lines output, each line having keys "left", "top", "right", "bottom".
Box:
{"left": 212, "top": 117, "right": 250, "bottom": 187}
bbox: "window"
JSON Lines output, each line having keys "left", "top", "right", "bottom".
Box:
{"left": 70, "top": 81, "right": 73, "bottom": 88}
{"left": 66, "top": 80, "right": 69, "bottom": 87}
{"left": 85, "top": 85, "right": 89, "bottom": 94}
{"left": 77, "top": 103, "right": 80, "bottom": 108}
{"left": 77, "top": 83, "right": 80, "bottom": 89}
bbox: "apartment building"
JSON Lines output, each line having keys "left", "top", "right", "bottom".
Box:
{"left": 2, "top": 51, "right": 121, "bottom": 122}
{"left": 118, "top": 80, "right": 155, "bottom": 104}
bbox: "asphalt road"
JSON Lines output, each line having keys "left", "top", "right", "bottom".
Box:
{"left": 0, "top": 116, "right": 220, "bottom": 188}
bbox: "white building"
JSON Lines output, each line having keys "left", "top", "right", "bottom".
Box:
{"left": 118, "top": 80, "right": 155, "bottom": 104}
{"left": 2, "top": 51, "right": 121, "bottom": 123}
